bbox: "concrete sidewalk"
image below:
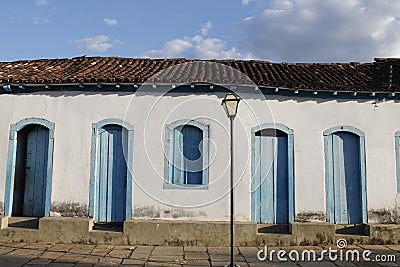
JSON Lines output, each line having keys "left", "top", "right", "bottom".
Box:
{"left": 0, "top": 242, "right": 399, "bottom": 266}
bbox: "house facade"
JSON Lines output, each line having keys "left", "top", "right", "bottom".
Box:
{"left": 0, "top": 57, "right": 399, "bottom": 245}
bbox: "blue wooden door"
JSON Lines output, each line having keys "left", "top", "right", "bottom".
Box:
{"left": 253, "top": 133, "right": 289, "bottom": 224}
{"left": 172, "top": 125, "right": 203, "bottom": 185}
{"left": 329, "top": 132, "right": 362, "bottom": 224}
{"left": 23, "top": 126, "right": 49, "bottom": 217}
{"left": 96, "top": 125, "right": 127, "bottom": 223}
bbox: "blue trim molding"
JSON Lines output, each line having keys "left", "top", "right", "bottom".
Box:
{"left": 395, "top": 131, "right": 400, "bottom": 193}
{"left": 324, "top": 125, "right": 367, "bottom": 224}
{"left": 250, "top": 123, "right": 295, "bottom": 223}
{"left": 323, "top": 125, "right": 365, "bottom": 137}
{"left": 4, "top": 117, "right": 55, "bottom": 216}
{"left": 89, "top": 118, "right": 134, "bottom": 221}
{"left": 164, "top": 119, "right": 209, "bottom": 190}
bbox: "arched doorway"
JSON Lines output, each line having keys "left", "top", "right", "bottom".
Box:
{"left": 89, "top": 119, "right": 134, "bottom": 224}
{"left": 5, "top": 118, "right": 55, "bottom": 217}
{"left": 251, "top": 123, "right": 295, "bottom": 224}
{"left": 324, "top": 126, "right": 367, "bottom": 224}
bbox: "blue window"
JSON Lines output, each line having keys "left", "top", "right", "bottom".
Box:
{"left": 164, "top": 120, "right": 209, "bottom": 189}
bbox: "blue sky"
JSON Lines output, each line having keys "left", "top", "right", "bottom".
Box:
{"left": 1, "top": 0, "right": 399, "bottom": 62}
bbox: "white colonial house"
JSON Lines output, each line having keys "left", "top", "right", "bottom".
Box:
{"left": 0, "top": 56, "right": 398, "bottom": 245}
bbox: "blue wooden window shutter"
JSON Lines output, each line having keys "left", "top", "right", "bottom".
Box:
{"left": 164, "top": 120, "right": 209, "bottom": 189}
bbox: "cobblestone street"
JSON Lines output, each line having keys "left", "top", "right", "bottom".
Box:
{"left": 0, "top": 242, "right": 399, "bottom": 266}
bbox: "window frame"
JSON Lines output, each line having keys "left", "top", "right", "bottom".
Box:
{"left": 163, "top": 119, "right": 209, "bottom": 190}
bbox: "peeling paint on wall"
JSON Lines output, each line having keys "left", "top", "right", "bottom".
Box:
{"left": 134, "top": 206, "right": 161, "bottom": 218}
{"left": 50, "top": 202, "right": 88, "bottom": 217}
{"left": 162, "top": 208, "right": 206, "bottom": 219}
{"left": 295, "top": 212, "right": 326, "bottom": 222}
{"left": 134, "top": 206, "right": 207, "bottom": 220}
{"left": 368, "top": 209, "right": 397, "bottom": 224}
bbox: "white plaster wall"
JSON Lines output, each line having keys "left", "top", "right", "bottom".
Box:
{"left": 0, "top": 90, "right": 397, "bottom": 222}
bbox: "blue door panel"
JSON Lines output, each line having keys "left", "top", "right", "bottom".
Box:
{"left": 112, "top": 130, "right": 127, "bottom": 222}
{"left": 276, "top": 137, "right": 289, "bottom": 224}
{"left": 96, "top": 126, "right": 127, "bottom": 223}
{"left": 330, "top": 132, "right": 362, "bottom": 224}
{"left": 98, "top": 131, "right": 108, "bottom": 222}
{"left": 182, "top": 125, "right": 203, "bottom": 185}
{"left": 253, "top": 133, "right": 289, "bottom": 224}
{"left": 252, "top": 136, "right": 261, "bottom": 222}
{"left": 332, "top": 134, "right": 345, "bottom": 223}
{"left": 260, "top": 136, "right": 274, "bottom": 223}
{"left": 23, "top": 127, "right": 48, "bottom": 217}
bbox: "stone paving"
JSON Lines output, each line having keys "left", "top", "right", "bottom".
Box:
{"left": 0, "top": 242, "right": 399, "bottom": 266}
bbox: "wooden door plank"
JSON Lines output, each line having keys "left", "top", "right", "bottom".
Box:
{"left": 32, "top": 127, "right": 48, "bottom": 216}
{"left": 260, "top": 136, "right": 274, "bottom": 223}
{"left": 325, "top": 135, "right": 335, "bottom": 223}
{"left": 23, "top": 128, "right": 38, "bottom": 216}
{"left": 112, "top": 129, "right": 120, "bottom": 222}
{"left": 341, "top": 133, "right": 362, "bottom": 224}
{"left": 252, "top": 136, "right": 261, "bottom": 222}
{"left": 106, "top": 129, "right": 115, "bottom": 222}
{"left": 333, "top": 133, "right": 344, "bottom": 224}
{"left": 338, "top": 134, "right": 348, "bottom": 223}
{"left": 113, "top": 129, "right": 126, "bottom": 222}
{"left": 276, "top": 136, "right": 289, "bottom": 224}
{"left": 97, "top": 131, "right": 109, "bottom": 222}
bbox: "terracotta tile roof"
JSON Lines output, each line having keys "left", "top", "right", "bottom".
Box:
{"left": 0, "top": 56, "right": 399, "bottom": 92}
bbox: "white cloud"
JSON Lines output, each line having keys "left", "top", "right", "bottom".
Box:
{"left": 238, "top": 0, "right": 400, "bottom": 62}
{"left": 104, "top": 18, "right": 118, "bottom": 26}
{"left": 35, "top": 0, "right": 48, "bottom": 6}
{"left": 33, "top": 17, "right": 50, "bottom": 25}
{"left": 72, "top": 35, "right": 113, "bottom": 53}
{"left": 142, "top": 38, "right": 193, "bottom": 58}
{"left": 200, "top": 21, "right": 212, "bottom": 36}
{"left": 115, "top": 39, "right": 125, "bottom": 45}
{"left": 142, "top": 22, "right": 253, "bottom": 59}
{"left": 242, "top": 0, "right": 250, "bottom": 5}
{"left": 192, "top": 35, "right": 252, "bottom": 59}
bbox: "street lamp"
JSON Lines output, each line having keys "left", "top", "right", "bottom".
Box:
{"left": 221, "top": 92, "right": 240, "bottom": 267}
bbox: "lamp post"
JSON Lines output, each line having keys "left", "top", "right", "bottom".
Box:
{"left": 221, "top": 93, "right": 240, "bottom": 267}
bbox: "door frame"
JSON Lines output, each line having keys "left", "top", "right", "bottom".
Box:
{"left": 324, "top": 125, "right": 367, "bottom": 224}
{"left": 251, "top": 123, "right": 295, "bottom": 223}
{"left": 89, "top": 119, "right": 134, "bottom": 222}
{"left": 4, "top": 118, "right": 55, "bottom": 216}
{"left": 394, "top": 131, "right": 400, "bottom": 193}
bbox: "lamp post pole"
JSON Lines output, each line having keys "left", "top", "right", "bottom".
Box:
{"left": 230, "top": 116, "right": 234, "bottom": 267}
{"left": 221, "top": 92, "right": 240, "bottom": 267}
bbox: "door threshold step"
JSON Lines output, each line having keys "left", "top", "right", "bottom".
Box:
{"left": 257, "top": 224, "right": 291, "bottom": 235}
{"left": 7, "top": 217, "right": 40, "bottom": 229}
{"left": 93, "top": 222, "right": 123, "bottom": 232}
{"left": 335, "top": 224, "right": 368, "bottom": 236}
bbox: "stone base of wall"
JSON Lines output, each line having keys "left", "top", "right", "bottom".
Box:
{"left": 0, "top": 216, "right": 400, "bottom": 246}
